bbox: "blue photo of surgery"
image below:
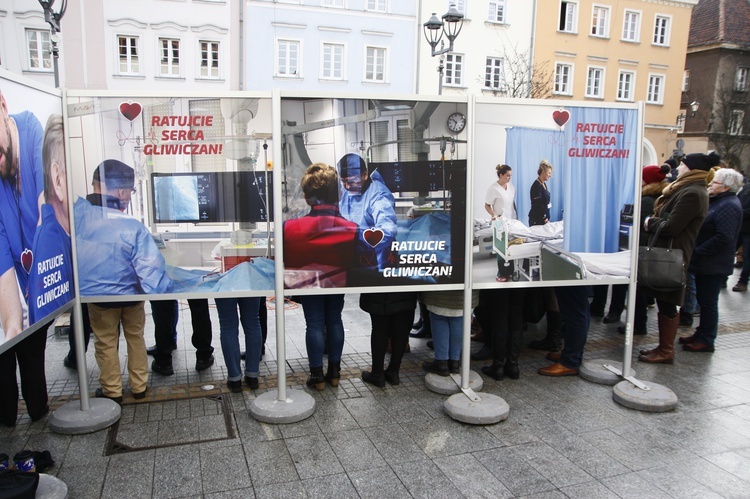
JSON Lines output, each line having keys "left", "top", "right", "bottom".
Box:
{"left": 0, "top": 79, "right": 74, "bottom": 348}
{"left": 67, "top": 94, "right": 275, "bottom": 298}
{"left": 280, "top": 97, "right": 468, "bottom": 289}
{"left": 472, "top": 100, "right": 638, "bottom": 286}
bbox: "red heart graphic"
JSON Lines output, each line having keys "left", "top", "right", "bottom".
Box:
{"left": 552, "top": 109, "right": 570, "bottom": 127}
{"left": 119, "top": 101, "right": 142, "bottom": 122}
{"left": 363, "top": 228, "right": 384, "bottom": 248}
{"left": 21, "top": 249, "right": 33, "bottom": 274}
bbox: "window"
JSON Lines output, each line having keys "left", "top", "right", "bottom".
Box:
{"left": 554, "top": 63, "right": 573, "bottom": 95}
{"left": 488, "top": 0, "right": 506, "bottom": 22}
{"left": 622, "top": 10, "right": 640, "bottom": 42}
{"left": 365, "top": 47, "right": 386, "bottom": 82}
{"left": 322, "top": 0, "right": 344, "bottom": 7}
{"left": 647, "top": 74, "right": 665, "bottom": 104}
{"left": 735, "top": 67, "right": 749, "bottom": 92}
{"left": 118, "top": 36, "right": 139, "bottom": 74}
{"left": 444, "top": 53, "right": 464, "bottom": 86}
{"left": 159, "top": 38, "right": 180, "bottom": 77}
{"left": 559, "top": 1, "right": 577, "bottom": 32}
{"left": 367, "top": 0, "right": 386, "bottom": 12}
{"left": 586, "top": 66, "right": 604, "bottom": 98}
{"left": 451, "top": 0, "right": 466, "bottom": 15}
{"left": 397, "top": 119, "right": 417, "bottom": 162}
{"left": 199, "top": 41, "right": 219, "bottom": 78}
{"left": 276, "top": 39, "right": 300, "bottom": 77}
{"left": 369, "top": 121, "right": 389, "bottom": 163}
{"left": 653, "top": 15, "right": 670, "bottom": 46}
{"left": 591, "top": 5, "right": 610, "bottom": 37}
{"left": 322, "top": 43, "right": 344, "bottom": 80}
{"left": 617, "top": 70, "right": 635, "bottom": 101}
{"left": 26, "top": 29, "right": 52, "bottom": 71}
{"left": 682, "top": 69, "right": 690, "bottom": 92}
{"left": 729, "top": 110, "right": 744, "bottom": 135}
{"left": 485, "top": 57, "right": 505, "bottom": 90}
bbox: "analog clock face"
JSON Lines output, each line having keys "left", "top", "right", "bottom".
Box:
{"left": 447, "top": 112, "right": 466, "bottom": 133}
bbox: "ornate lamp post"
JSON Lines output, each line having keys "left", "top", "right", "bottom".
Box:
{"left": 422, "top": 4, "right": 464, "bottom": 95}
{"left": 38, "top": 0, "right": 67, "bottom": 88}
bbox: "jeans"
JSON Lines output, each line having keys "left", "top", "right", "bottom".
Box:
{"left": 682, "top": 272, "right": 697, "bottom": 314}
{"left": 556, "top": 286, "right": 591, "bottom": 369}
{"left": 739, "top": 233, "right": 750, "bottom": 285}
{"left": 215, "top": 297, "right": 261, "bottom": 381}
{"left": 300, "top": 294, "right": 345, "bottom": 369}
{"left": 429, "top": 312, "right": 463, "bottom": 361}
{"left": 694, "top": 273, "right": 724, "bottom": 346}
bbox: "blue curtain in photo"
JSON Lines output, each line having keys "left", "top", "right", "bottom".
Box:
{"left": 505, "top": 107, "right": 637, "bottom": 253}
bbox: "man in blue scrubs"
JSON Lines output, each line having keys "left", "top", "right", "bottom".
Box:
{"left": 0, "top": 89, "right": 49, "bottom": 425}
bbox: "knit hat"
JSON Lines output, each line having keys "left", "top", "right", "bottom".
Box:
{"left": 681, "top": 151, "right": 722, "bottom": 172}
{"left": 92, "top": 159, "right": 135, "bottom": 189}
{"left": 642, "top": 164, "right": 670, "bottom": 185}
{"left": 664, "top": 157, "right": 678, "bottom": 169}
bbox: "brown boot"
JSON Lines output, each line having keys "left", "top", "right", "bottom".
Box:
{"left": 639, "top": 313, "right": 678, "bottom": 364}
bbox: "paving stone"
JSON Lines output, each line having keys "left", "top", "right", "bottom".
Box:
{"left": 391, "top": 459, "right": 464, "bottom": 499}
{"left": 348, "top": 466, "right": 411, "bottom": 499}
{"left": 244, "top": 440, "right": 299, "bottom": 486}
{"left": 473, "top": 446, "right": 556, "bottom": 497}
{"left": 285, "top": 433, "right": 344, "bottom": 479}
{"left": 433, "top": 453, "right": 513, "bottom": 498}
{"left": 362, "top": 424, "right": 428, "bottom": 464}
{"left": 101, "top": 450, "right": 155, "bottom": 498}
{"left": 325, "top": 428, "right": 385, "bottom": 473}
{"left": 152, "top": 444, "right": 202, "bottom": 498}
{"left": 200, "top": 445, "right": 252, "bottom": 494}
{"left": 301, "top": 472, "right": 358, "bottom": 498}
{"left": 56, "top": 462, "right": 108, "bottom": 499}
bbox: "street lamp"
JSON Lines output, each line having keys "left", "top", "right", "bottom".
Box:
{"left": 38, "top": 0, "right": 67, "bottom": 88}
{"left": 423, "top": 4, "right": 464, "bottom": 95}
{"left": 689, "top": 100, "right": 700, "bottom": 117}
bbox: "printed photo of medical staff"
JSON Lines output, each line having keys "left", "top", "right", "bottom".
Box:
{"left": 471, "top": 101, "right": 639, "bottom": 288}
{"left": 66, "top": 95, "right": 276, "bottom": 298}
{"left": 280, "top": 97, "right": 468, "bottom": 290}
{"left": 1, "top": 77, "right": 73, "bottom": 349}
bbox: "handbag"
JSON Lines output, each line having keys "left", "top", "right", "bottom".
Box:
{"left": 637, "top": 224, "right": 686, "bottom": 293}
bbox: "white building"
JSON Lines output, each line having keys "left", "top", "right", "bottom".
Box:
{"left": 0, "top": 0, "right": 235, "bottom": 91}
{"left": 244, "top": 0, "right": 417, "bottom": 93}
{"left": 416, "top": 0, "right": 536, "bottom": 97}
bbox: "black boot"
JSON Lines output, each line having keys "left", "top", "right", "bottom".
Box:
{"left": 324, "top": 360, "right": 341, "bottom": 387}
{"left": 307, "top": 367, "right": 325, "bottom": 391}
{"left": 503, "top": 359, "right": 520, "bottom": 380}
{"left": 447, "top": 360, "right": 460, "bottom": 374}
{"left": 411, "top": 302, "right": 432, "bottom": 338}
{"left": 362, "top": 370, "right": 385, "bottom": 388}
{"left": 481, "top": 360, "right": 504, "bottom": 381}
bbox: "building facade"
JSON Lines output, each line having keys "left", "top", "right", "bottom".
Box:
{"left": 532, "top": 0, "right": 698, "bottom": 166}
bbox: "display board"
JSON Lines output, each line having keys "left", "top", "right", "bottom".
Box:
{"left": 0, "top": 74, "right": 73, "bottom": 350}
{"left": 472, "top": 99, "right": 639, "bottom": 287}
{"left": 65, "top": 93, "right": 275, "bottom": 299}
{"left": 280, "top": 97, "right": 469, "bottom": 290}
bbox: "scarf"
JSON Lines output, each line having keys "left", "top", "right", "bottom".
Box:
{"left": 653, "top": 169, "right": 707, "bottom": 215}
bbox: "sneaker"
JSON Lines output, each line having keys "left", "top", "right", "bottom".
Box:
{"left": 732, "top": 283, "right": 747, "bottom": 292}
{"left": 151, "top": 359, "right": 174, "bottom": 376}
{"left": 227, "top": 380, "right": 243, "bottom": 393}
{"left": 244, "top": 376, "right": 259, "bottom": 390}
{"left": 95, "top": 387, "right": 123, "bottom": 404}
{"left": 195, "top": 355, "right": 215, "bottom": 371}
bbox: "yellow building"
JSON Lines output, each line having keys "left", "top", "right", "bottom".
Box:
{"left": 533, "top": 0, "right": 698, "bottom": 166}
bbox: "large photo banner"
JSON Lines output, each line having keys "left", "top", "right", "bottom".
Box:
{"left": 1, "top": 73, "right": 73, "bottom": 349}
{"left": 66, "top": 93, "right": 275, "bottom": 299}
{"left": 280, "top": 97, "right": 468, "bottom": 290}
{"left": 472, "top": 100, "right": 639, "bottom": 287}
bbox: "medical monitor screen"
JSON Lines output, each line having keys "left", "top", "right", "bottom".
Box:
{"left": 370, "top": 160, "right": 465, "bottom": 193}
{"left": 151, "top": 172, "right": 273, "bottom": 224}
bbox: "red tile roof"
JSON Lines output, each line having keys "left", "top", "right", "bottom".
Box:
{"left": 689, "top": 0, "right": 750, "bottom": 48}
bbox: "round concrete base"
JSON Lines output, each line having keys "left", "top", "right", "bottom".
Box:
{"left": 612, "top": 380, "right": 678, "bottom": 412}
{"left": 249, "top": 389, "right": 315, "bottom": 424}
{"left": 48, "top": 399, "right": 121, "bottom": 435}
{"left": 36, "top": 473, "right": 68, "bottom": 498}
{"left": 444, "top": 392, "right": 510, "bottom": 425}
{"left": 580, "top": 360, "right": 634, "bottom": 386}
{"left": 425, "top": 371, "right": 483, "bottom": 395}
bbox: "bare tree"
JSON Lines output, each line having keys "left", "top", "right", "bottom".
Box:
{"left": 477, "top": 43, "right": 553, "bottom": 99}
{"left": 707, "top": 71, "right": 750, "bottom": 170}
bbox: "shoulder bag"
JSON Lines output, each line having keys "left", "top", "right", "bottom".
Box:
{"left": 637, "top": 224, "right": 686, "bottom": 293}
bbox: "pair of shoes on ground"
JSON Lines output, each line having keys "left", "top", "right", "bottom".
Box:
{"left": 361, "top": 369, "right": 400, "bottom": 388}
{"left": 617, "top": 325, "right": 647, "bottom": 335}
{"left": 195, "top": 355, "right": 215, "bottom": 371}
{"left": 95, "top": 387, "right": 123, "bottom": 404}
{"left": 422, "top": 359, "right": 459, "bottom": 377}
{"left": 679, "top": 335, "right": 715, "bottom": 352}
{"left": 733, "top": 282, "right": 747, "bottom": 292}
{"left": 481, "top": 362, "right": 520, "bottom": 381}
{"left": 151, "top": 355, "right": 215, "bottom": 375}
{"left": 227, "top": 377, "right": 258, "bottom": 392}
{"left": 537, "top": 362, "right": 578, "bottom": 376}
{"left": 495, "top": 275, "right": 509, "bottom": 283}
{"left": 602, "top": 313, "right": 621, "bottom": 324}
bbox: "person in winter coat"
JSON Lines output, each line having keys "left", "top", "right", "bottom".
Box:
{"left": 360, "top": 292, "right": 417, "bottom": 387}
{"left": 731, "top": 175, "right": 750, "bottom": 292}
{"left": 638, "top": 152, "right": 719, "bottom": 364}
{"left": 679, "top": 168, "right": 743, "bottom": 352}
